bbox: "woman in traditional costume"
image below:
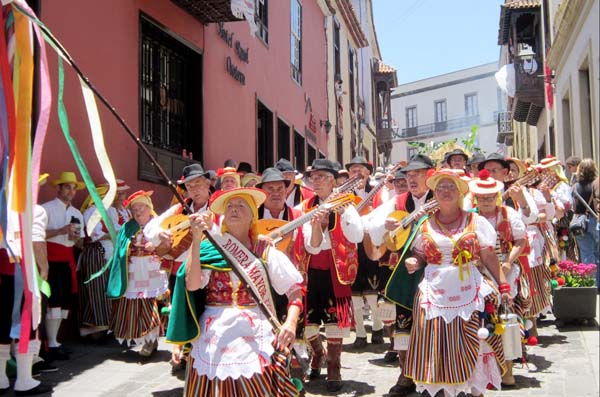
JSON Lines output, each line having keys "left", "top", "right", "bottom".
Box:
{"left": 403, "top": 169, "right": 511, "bottom": 397}
{"left": 167, "top": 187, "right": 303, "bottom": 397}
{"left": 106, "top": 190, "right": 168, "bottom": 357}
{"left": 469, "top": 169, "right": 530, "bottom": 387}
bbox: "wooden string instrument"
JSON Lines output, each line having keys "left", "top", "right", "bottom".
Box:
{"left": 384, "top": 199, "right": 440, "bottom": 252}
{"left": 354, "top": 162, "right": 404, "bottom": 216}
{"left": 253, "top": 193, "right": 356, "bottom": 251}
{"left": 502, "top": 167, "right": 540, "bottom": 201}
{"left": 158, "top": 212, "right": 202, "bottom": 259}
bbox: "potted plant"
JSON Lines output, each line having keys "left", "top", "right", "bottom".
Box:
{"left": 552, "top": 261, "right": 597, "bottom": 324}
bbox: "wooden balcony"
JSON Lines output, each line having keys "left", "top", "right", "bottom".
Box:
{"left": 170, "top": 0, "right": 241, "bottom": 24}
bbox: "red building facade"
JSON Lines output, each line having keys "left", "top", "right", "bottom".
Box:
{"left": 37, "top": 0, "right": 328, "bottom": 209}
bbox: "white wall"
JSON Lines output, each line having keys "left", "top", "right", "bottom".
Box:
{"left": 551, "top": 0, "right": 599, "bottom": 163}
{"left": 390, "top": 62, "right": 502, "bottom": 162}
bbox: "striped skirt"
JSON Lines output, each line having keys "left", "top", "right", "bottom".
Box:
{"left": 528, "top": 265, "right": 552, "bottom": 317}
{"left": 184, "top": 349, "right": 299, "bottom": 397}
{"left": 109, "top": 297, "right": 161, "bottom": 345}
{"left": 405, "top": 290, "right": 505, "bottom": 395}
{"left": 78, "top": 242, "right": 111, "bottom": 328}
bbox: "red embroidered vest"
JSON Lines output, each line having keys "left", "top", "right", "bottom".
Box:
{"left": 420, "top": 212, "right": 480, "bottom": 265}
{"left": 297, "top": 195, "right": 359, "bottom": 285}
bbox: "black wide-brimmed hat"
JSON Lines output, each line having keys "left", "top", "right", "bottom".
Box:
{"left": 237, "top": 162, "right": 253, "bottom": 174}
{"left": 478, "top": 152, "right": 509, "bottom": 170}
{"left": 444, "top": 148, "right": 469, "bottom": 163}
{"left": 400, "top": 154, "right": 434, "bottom": 172}
{"left": 467, "top": 152, "right": 486, "bottom": 166}
{"left": 345, "top": 156, "right": 373, "bottom": 173}
{"left": 256, "top": 168, "right": 290, "bottom": 188}
{"left": 179, "top": 163, "right": 210, "bottom": 184}
{"left": 275, "top": 158, "right": 296, "bottom": 173}
{"left": 307, "top": 159, "right": 338, "bottom": 177}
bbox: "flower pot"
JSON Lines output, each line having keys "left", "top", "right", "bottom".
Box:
{"left": 552, "top": 286, "right": 598, "bottom": 321}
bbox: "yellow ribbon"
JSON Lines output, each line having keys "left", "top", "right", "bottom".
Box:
{"left": 435, "top": 215, "right": 472, "bottom": 282}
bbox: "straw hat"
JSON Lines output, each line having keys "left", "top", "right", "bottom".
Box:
{"left": 241, "top": 173, "right": 261, "bottom": 187}
{"left": 209, "top": 187, "right": 267, "bottom": 216}
{"left": 538, "top": 155, "right": 561, "bottom": 169}
{"left": 468, "top": 169, "right": 504, "bottom": 195}
{"left": 116, "top": 179, "right": 131, "bottom": 191}
{"left": 123, "top": 190, "right": 154, "bottom": 210}
{"left": 506, "top": 157, "right": 527, "bottom": 178}
{"left": 39, "top": 173, "right": 49, "bottom": 185}
{"left": 426, "top": 169, "right": 469, "bottom": 195}
{"left": 51, "top": 171, "right": 85, "bottom": 190}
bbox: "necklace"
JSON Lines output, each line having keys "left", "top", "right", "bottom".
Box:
{"left": 435, "top": 211, "right": 464, "bottom": 235}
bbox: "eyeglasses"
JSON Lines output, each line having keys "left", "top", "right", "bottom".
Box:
{"left": 476, "top": 195, "right": 497, "bottom": 202}
{"left": 309, "top": 174, "right": 333, "bottom": 182}
{"left": 435, "top": 183, "right": 458, "bottom": 192}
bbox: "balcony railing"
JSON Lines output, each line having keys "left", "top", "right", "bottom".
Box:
{"left": 397, "top": 115, "right": 480, "bottom": 139}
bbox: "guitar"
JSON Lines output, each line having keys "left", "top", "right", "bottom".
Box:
{"left": 158, "top": 213, "right": 201, "bottom": 259}
{"left": 354, "top": 162, "right": 404, "bottom": 216}
{"left": 253, "top": 193, "right": 356, "bottom": 251}
{"left": 384, "top": 199, "right": 440, "bottom": 251}
{"left": 502, "top": 167, "right": 541, "bottom": 201}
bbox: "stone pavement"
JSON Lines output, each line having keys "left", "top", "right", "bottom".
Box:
{"left": 3, "top": 304, "right": 598, "bottom": 397}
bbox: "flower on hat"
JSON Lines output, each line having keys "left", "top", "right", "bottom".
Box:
{"left": 478, "top": 169, "right": 491, "bottom": 180}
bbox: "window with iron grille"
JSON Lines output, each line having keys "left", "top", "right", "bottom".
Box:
{"left": 140, "top": 16, "right": 202, "bottom": 163}
{"left": 290, "top": 0, "right": 302, "bottom": 85}
{"left": 348, "top": 45, "right": 355, "bottom": 112}
{"left": 256, "top": 0, "right": 268, "bottom": 44}
{"left": 333, "top": 19, "right": 341, "bottom": 80}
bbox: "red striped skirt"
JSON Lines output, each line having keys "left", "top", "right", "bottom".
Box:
{"left": 79, "top": 242, "right": 111, "bottom": 328}
{"left": 184, "top": 349, "right": 299, "bottom": 397}
{"left": 405, "top": 290, "right": 505, "bottom": 387}
{"left": 528, "top": 265, "right": 552, "bottom": 317}
{"left": 109, "top": 297, "right": 161, "bottom": 344}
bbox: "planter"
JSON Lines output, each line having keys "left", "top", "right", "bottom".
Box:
{"left": 552, "top": 286, "right": 598, "bottom": 322}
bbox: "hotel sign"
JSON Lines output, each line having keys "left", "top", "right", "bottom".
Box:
{"left": 218, "top": 23, "right": 249, "bottom": 86}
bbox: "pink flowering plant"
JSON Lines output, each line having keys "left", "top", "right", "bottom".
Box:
{"left": 557, "top": 260, "right": 597, "bottom": 287}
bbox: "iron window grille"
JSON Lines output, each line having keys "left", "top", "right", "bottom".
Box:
{"left": 255, "top": 0, "right": 268, "bottom": 44}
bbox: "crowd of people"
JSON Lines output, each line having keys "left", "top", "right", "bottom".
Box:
{"left": 0, "top": 150, "right": 598, "bottom": 396}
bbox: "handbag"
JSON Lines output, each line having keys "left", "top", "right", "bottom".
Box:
{"left": 570, "top": 182, "right": 596, "bottom": 236}
{"left": 569, "top": 213, "right": 588, "bottom": 236}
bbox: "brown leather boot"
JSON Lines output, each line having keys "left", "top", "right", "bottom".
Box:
{"left": 501, "top": 360, "right": 516, "bottom": 387}
{"left": 388, "top": 350, "right": 416, "bottom": 396}
{"left": 307, "top": 336, "right": 325, "bottom": 380}
{"left": 326, "top": 338, "right": 343, "bottom": 392}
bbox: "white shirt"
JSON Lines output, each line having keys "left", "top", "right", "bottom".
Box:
{"left": 42, "top": 198, "right": 84, "bottom": 247}
{"left": 2, "top": 205, "right": 47, "bottom": 258}
{"left": 263, "top": 207, "right": 285, "bottom": 220}
{"left": 302, "top": 205, "right": 363, "bottom": 255}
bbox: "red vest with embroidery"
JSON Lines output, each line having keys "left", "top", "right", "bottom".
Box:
{"left": 496, "top": 206, "right": 531, "bottom": 256}
{"left": 420, "top": 212, "right": 480, "bottom": 265}
{"left": 205, "top": 270, "right": 255, "bottom": 306}
{"left": 297, "top": 195, "right": 359, "bottom": 285}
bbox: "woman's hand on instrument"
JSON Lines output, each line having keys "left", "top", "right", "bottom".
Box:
{"left": 277, "top": 320, "right": 297, "bottom": 350}
{"left": 507, "top": 185, "right": 525, "bottom": 203}
{"left": 384, "top": 217, "right": 401, "bottom": 231}
{"left": 405, "top": 257, "right": 421, "bottom": 274}
{"left": 158, "top": 230, "right": 174, "bottom": 246}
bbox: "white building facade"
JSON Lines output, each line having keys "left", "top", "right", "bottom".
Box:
{"left": 390, "top": 62, "right": 505, "bottom": 163}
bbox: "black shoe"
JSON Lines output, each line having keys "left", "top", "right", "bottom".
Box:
{"left": 308, "top": 368, "right": 321, "bottom": 380}
{"left": 371, "top": 329, "right": 385, "bottom": 344}
{"left": 32, "top": 361, "right": 58, "bottom": 375}
{"left": 383, "top": 351, "right": 399, "bottom": 363}
{"left": 388, "top": 382, "right": 416, "bottom": 397}
{"left": 326, "top": 380, "right": 342, "bottom": 392}
{"left": 57, "top": 345, "right": 73, "bottom": 354}
{"left": 48, "top": 347, "right": 70, "bottom": 361}
{"left": 0, "top": 386, "right": 9, "bottom": 395}
{"left": 353, "top": 337, "right": 367, "bottom": 349}
{"left": 14, "top": 383, "right": 54, "bottom": 396}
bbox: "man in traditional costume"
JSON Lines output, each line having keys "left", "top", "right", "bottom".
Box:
{"left": 345, "top": 156, "right": 385, "bottom": 348}
{"left": 299, "top": 159, "right": 363, "bottom": 392}
{"left": 41, "top": 172, "right": 85, "bottom": 361}
{"left": 275, "top": 158, "right": 314, "bottom": 207}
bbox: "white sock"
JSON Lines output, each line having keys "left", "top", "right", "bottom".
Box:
{"left": 0, "top": 344, "right": 10, "bottom": 389}
{"left": 365, "top": 295, "right": 383, "bottom": 332}
{"left": 14, "top": 341, "right": 41, "bottom": 392}
{"left": 45, "top": 318, "right": 62, "bottom": 348}
{"left": 352, "top": 296, "right": 367, "bottom": 338}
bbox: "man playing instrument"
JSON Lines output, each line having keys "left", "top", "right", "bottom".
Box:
{"left": 299, "top": 159, "right": 363, "bottom": 392}
{"left": 345, "top": 156, "right": 385, "bottom": 349}
{"left": 362, "top": 154, "right": 435, "bottom": 397}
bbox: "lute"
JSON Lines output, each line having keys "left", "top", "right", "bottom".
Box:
{"left": 384, "top": 199, "right": 439, "bottom": 251}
